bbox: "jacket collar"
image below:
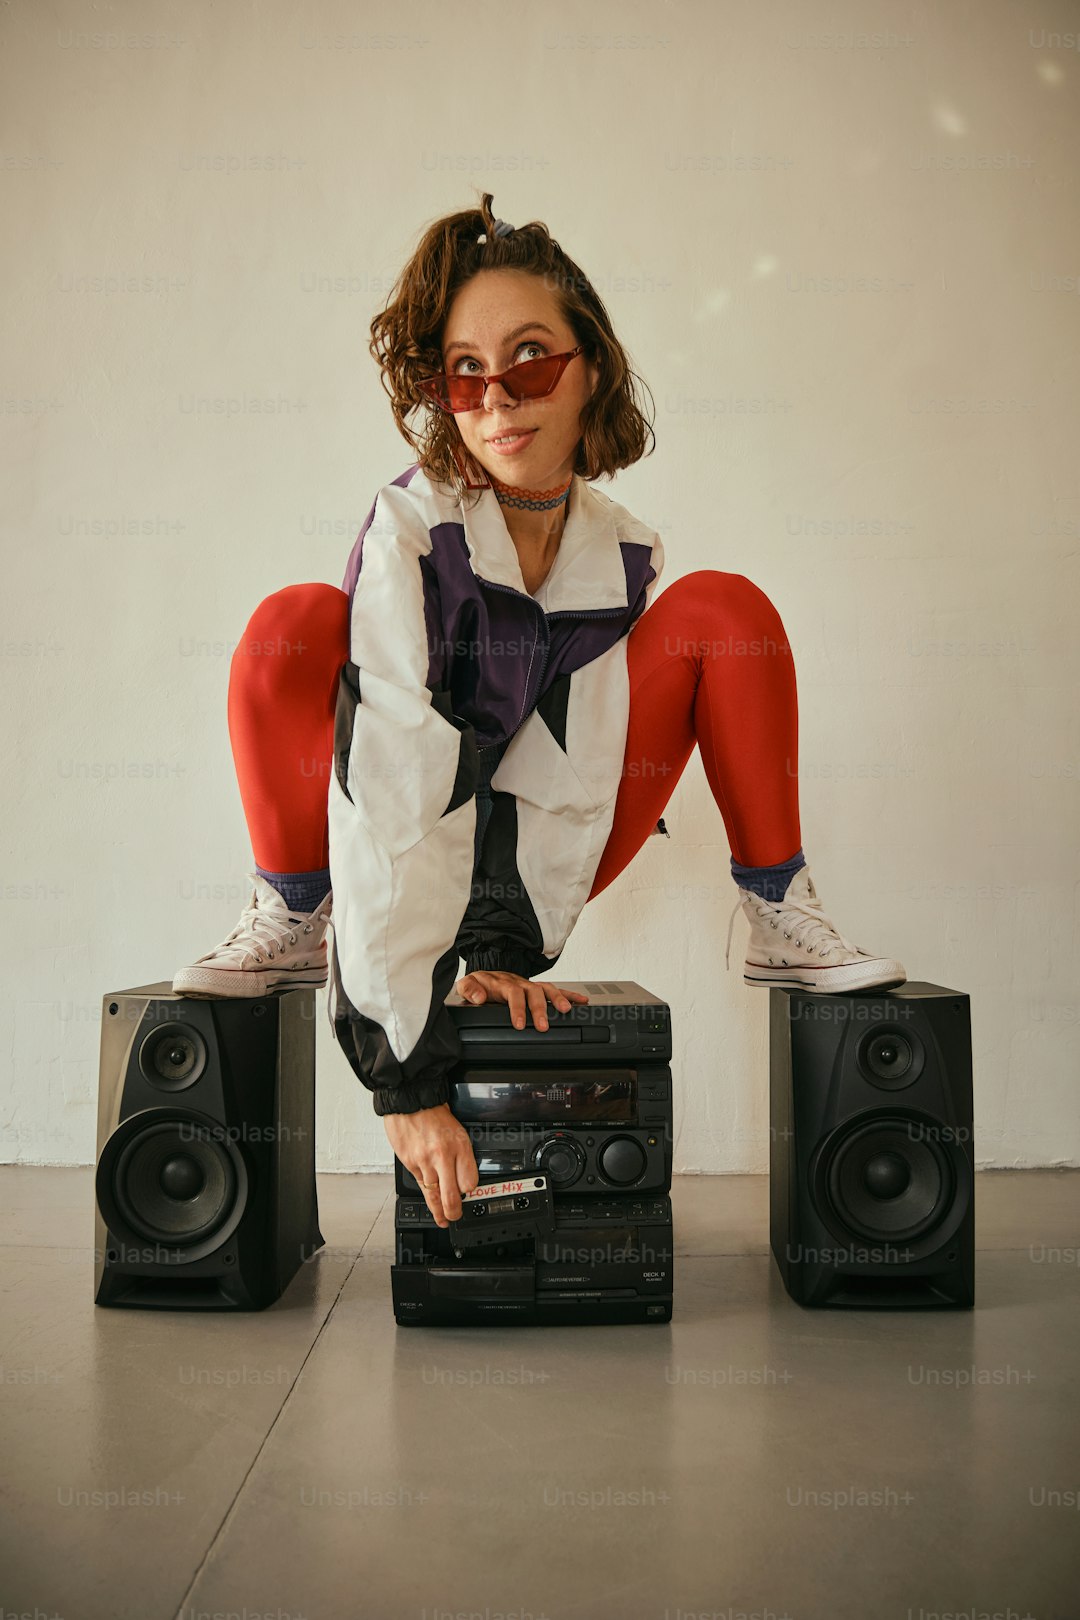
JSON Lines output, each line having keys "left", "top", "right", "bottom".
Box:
{"left": 458, "top": 473, "right": 629, "bottom": 615}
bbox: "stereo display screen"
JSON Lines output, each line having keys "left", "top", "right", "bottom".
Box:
{"left": 452, "top": 1070, "right": 636, "bottom": 1122}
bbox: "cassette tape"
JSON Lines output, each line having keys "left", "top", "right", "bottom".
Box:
{"left": 448, "top": 1174, "right": 555, "bottom": 1257}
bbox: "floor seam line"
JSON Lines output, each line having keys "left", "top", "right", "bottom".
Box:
{"left": 170, "top": 1187, "right": 391, "bottom": 1619}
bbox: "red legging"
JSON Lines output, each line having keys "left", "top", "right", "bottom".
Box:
{"left": 226, "top": 570, "right": 802, "bottom": 894}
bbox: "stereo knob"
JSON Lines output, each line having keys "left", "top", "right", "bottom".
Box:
{"left": 534, "top": 1133, "right": 587, "bottom": 1188}
{"left": 598, "top": 1136, "right": 648, "bottom": 1186}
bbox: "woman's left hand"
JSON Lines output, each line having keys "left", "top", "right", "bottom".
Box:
{"left": 454, "top": 970, "right": 590, "bottom": 1031}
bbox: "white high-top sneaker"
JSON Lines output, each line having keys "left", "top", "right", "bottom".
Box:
{"left": 724, "top": 866, "right": 906, "bottom": 993}
{"left": 172, "top": 872, "right": 332, "bottom": 999}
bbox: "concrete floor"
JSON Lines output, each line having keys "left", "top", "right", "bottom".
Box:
{"left": 1, "top": 1166, "right": 1078, "bottom": 1620}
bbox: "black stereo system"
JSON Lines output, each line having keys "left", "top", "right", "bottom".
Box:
{"left": 93, "top": 981, "right": 323, "bottom": 1311}
{"left": 91, "top": 971, "right": 975, "bottom": 1320}
{"left": 391, "top": 981, "right": 675, "bottom": 1326}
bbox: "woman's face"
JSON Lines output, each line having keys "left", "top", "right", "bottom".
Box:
{"left": 440, "top": 268, "right": 600, "bottom": 489}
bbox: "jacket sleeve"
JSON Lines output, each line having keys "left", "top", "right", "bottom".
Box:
{"left": 326, "top": 482, "right": 479, "bottom": 1116}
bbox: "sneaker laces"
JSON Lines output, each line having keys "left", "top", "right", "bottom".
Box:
{"left": 197, "top": 876, "right": 331, "bottom": 969}
{"left": 724, "top": 890, "right": 859, "bottom": 971}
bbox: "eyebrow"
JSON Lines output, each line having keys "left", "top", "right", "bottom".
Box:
{"left": 443, "top": 321, "right": 557, "bottom": 359}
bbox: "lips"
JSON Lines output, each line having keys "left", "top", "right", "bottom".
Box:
{"left": 486, "top": 428, "right": 537, "bottom": 451}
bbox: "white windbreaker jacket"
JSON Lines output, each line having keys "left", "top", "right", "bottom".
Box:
{"left": 326, "top": 460, "right": 665, "bottom": 1114}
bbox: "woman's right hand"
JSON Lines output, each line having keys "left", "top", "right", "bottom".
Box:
{"left": 382, "top": 1103, "right": 479, "bottom": 1228}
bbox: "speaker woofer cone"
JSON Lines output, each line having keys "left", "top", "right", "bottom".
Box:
{"left": 816, "top": 1113, "right": 955, "bottom": 1245}
{"left": 96, "top": 1110, "right": 249, "bottom": 1261}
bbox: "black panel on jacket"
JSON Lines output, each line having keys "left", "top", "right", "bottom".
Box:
{"left": 430, "top": 688, "right": 480, "bottom": 816}
{"left": 333, "top": 660, "right": 361, "bottom": 806}
{"left": 535, "top": 670, "right": 570, "bottom": 752}
{"left": 334, "top": 663, "right": 478, "bottom": 823}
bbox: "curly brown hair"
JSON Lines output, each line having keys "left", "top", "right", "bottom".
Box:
{"left": 368, "top": 190, "right": 656, "bottom": 506}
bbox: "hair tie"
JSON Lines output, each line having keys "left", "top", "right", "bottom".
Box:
{"left": 478, "top": 218, "right": 515, "bottom": 242}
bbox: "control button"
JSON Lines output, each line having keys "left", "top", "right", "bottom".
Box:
{"left": 534, "top": 1133, "right": 587, "bottom": 1187}
{"left": 598, "top": 1136, "right": 648, "bottom": 1186}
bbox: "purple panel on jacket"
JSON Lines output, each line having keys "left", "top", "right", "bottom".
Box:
{"left": 427, "top": 520, "right": 536, "bottom": 747}
{"left": 543, "top": 540, "right": 657, "bottom": 683}
{"left": 429, "top": 525, "right": 656, "bottom": 748}
{"left": 340, "top": 465, "right": 657, "bottom": 751}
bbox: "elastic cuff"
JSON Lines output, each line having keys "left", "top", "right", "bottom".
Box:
{"left": 370, "top": 1076, "right": 451, "bottom": 1117}
{"left": 465, "top": 944, "right": 540, "bottom": 978}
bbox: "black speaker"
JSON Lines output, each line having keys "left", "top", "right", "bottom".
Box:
{"left": 94, "top": 981, "right": 324, "bottom": 1310}
{"left": 769, "top": 982, "right": 974, "bottom": 1309}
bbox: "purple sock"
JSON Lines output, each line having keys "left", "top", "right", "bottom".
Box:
{"left": 255, "top": 865, "right": 332, "bottom": 918}
{"left": 730, "top": 848, "right": 806, "bottom": 903}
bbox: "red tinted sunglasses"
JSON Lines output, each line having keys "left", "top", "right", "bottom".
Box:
{"left": 418, "top": 345, "right": 584, "bottom": 414}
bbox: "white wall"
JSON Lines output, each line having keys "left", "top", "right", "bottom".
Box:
{"left": 4, "top": 0, "right": 1077, "bottom": 1170}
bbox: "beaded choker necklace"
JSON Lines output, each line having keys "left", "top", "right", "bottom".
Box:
{"left": 487, "top": 471, "right": 573, "bottom": 512}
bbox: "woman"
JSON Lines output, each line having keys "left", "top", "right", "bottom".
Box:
{"left": 173, "top": 192, "right": 906, "bottom": 1231}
